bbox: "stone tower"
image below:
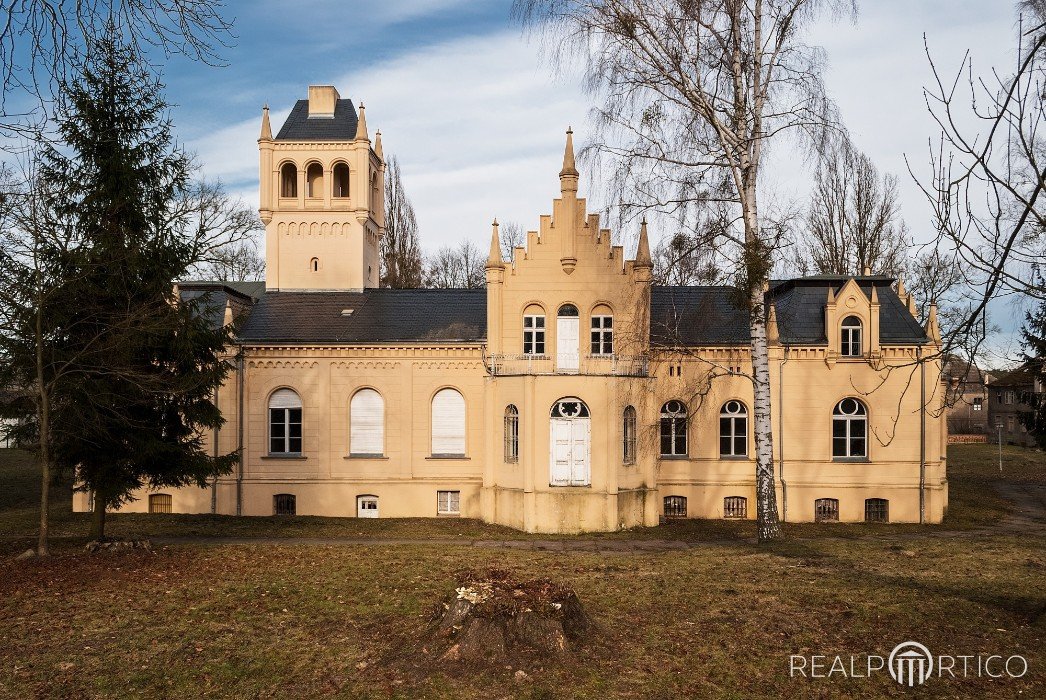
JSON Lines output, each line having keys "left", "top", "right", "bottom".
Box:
{"left": 258, "top": 85, "right": 385, "bottom": 291}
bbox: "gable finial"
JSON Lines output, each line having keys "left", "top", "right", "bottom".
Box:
{"left": 374, "top": 129, "right": 383, "bottom": 159}
{"left": 767, "top": 303, "right": 780, "bottom": 345}
{"left": 260, "top": 104, "right": 272, "bottom": 141}
{"left": 924, "top": 303, "right": 941, "bottom": 344}
{"left": 486, "top": 218, "right": 503, "bottom": 269}
{"left": 559, "top": 127, "right": 579, "bottom": 193}
{"left": 355, "top": 102, "right": 368, "bottom": 141}
{"left": 635, "top": 218, "right": 652, "bottom": 268}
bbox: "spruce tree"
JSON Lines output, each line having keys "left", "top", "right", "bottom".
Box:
{"left": 1018, "top": 294, "right": 1046, "bottom": 448}
{"left": 38, "top": 32, "right": 236, "bottom": 539}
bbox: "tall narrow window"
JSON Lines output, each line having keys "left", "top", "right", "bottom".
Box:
{"left": 590, "top": 310, "right": 613, "bottom": 355}
{"left": 841, "top": 316, "right": 863, "bottom": 357}
{"left": 280, "top": 163, "right": 297, "bottom": 198}
{"left": 269, "top": 389, "right": 302, "bottom": 454}
{"left": 719, "top": 401, "right": 748, "bottom": 457}
{"left": 431, "top": 388, "right": 466, "bottom": 456}
{"left": 832, "top": 398, "right": 867, "bottom": 458}
{"left": 350, "top": 389, "right": 384, "bottom": 456}
{"left": 148, "top": 494, "right": 172, "bottom": 514}
{"left": 370, "top": 171, "right": 379, "bottom": 212}
{"left": 865, "top": 498, "right": 889, "bottom": 523}
{"left": 306, "top": 162, "right": 323, "bottom": 198}
{"left": 523, "top": 308, "right": 546, "bottom": 355}
{"left": 623, "top": 405, "right": 637, "bottom": 465}
{"left": 815, "top": 498, "right": 839, "bottom": 522}
{"left": 660, "top": 400, "right": 688, "bottom": 456}
{"left": 310, "top": 257, "right": 319, "bottom": 272}
{"left": 332, "top": 162, "right": 350, "bottom": 198}
{"left": 504, "top": 405, "right": 519, "bottom": 463}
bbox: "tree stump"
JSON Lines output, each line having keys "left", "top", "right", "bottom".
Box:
{"left": 426, "top": 568, "right": 592, "bottom": 666}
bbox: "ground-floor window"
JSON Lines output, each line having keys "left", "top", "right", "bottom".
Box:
{"left": 663, "top": 495, "right": 687, "bottom": 518}
{"left": 274, "top": 493, "right": 296, "bottom": 516}
{"left": 864, "top": 498, "right": 889, "bottom": 523}
{"left": 148, "top": 493, "right": 172, "bottom": 514}
{"left": 437, "top": 490, "right": 460, "bottom": 515}
{"left": 814, "top": 498, "right": 839, "bottom": 522}
{"left": 723, "top": 496, "right": 747, "bottom": 519}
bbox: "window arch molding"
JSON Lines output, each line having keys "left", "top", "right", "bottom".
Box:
{"left": 831, "top": 397, "right": 868, "bottom": 459}
{"left": 349, "top": 387, "right": 385, "bottom": 457}
{"left": 557, "top": 303, "right": 579, "bottom": 317}
{"left": 719, "top": 399, "right": 749, "bottom": 457}
{"left": 840, "top": 315, "right": 864, "bottom": 357}
{"left": 660, "top": 400, "right": 688, "bottom": 457}
{"left": 268, "top": 387, "right": 303, "bottom": 455}
{"left": 430, "top": 387, "right": 467, "bottom": 457}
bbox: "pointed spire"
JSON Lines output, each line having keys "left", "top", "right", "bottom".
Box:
{"left": 486, "top": 219, "right": 503, "bottom": 268}
{"left": 870, "top": 284, "right": 879, "bottom": 304}
{"left": 374, "top": 130, "right": 383, "bottom": 158}
{"left": 260, "top": 105, "right": 272, "bottom": 140}
{"left": 925, "top": 303, "right": 941, "bottom": 344}
{"left": 224, "top": 299, "right": 234, "bottom": 327}
{"left": 355, "top": 102, "right": 368, "bottom": 140}
{"left": 559, "top": 127, "right": 579, "bottom": 194}
{"left": 635, "top": 218, "right": 652, "bottom": 268}
{"left": 907, "top": 292, "right": 918, "bottom": 316}
{"left": 827, "top": 285, "right": 836, "bottom": 304}
{"left": 767, "top": 303, "right": 780, "bottom": 345}
{"left": 896, "top": 274, "right": 907, "bottom": 299}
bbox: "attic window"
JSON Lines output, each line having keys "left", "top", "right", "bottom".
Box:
{"left": 341, "top": 309, "right": 353, "bottom": 317}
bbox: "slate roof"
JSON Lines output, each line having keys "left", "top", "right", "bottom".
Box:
{"left": 177, "top": 281, "right": 265, "bottom": 330}
{"left": 275, "top": 99, "right": 359, "bottom": 141}
{"left": 237, "top": 289, "right": 487, "bottom": 344}
{"left": 221, "top": 276, "right": 928, "bottom": 347}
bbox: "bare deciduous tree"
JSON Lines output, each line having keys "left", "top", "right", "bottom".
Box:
{"left": 380, "top": 155, "right": 423, "bottom": 288}
{"left": 424, "top": 239, "right": 485, "bottom": 289}
{"left": 516, "top": 0, "right": 853, "bottom": 541}
{"left": 180, "top": 179, "right": 264, "bottom": 280}
{"left": 499, "top": 221, "right": 526, "bottom": 263}
{"left": 801, "top": 138, "right": 910, "bottom": 276}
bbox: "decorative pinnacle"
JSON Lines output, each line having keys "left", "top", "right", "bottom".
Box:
{"left": 635, "top": 218, "right": 652, "bottom": 267}
{"left": 486, "top": 218, "right": 503, "bottom": 268}
{"left": 259, "top": 104, "right": 272, "bottom": 140}
{"left": 355, "top": 102, "right": 368, "bottom": 140}
{"left": 560, "top": 127, "right": 578, "bottom": 180}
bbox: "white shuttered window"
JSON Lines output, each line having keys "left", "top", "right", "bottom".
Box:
{"left": 431, "top": 388, "right": 466, "bottom": 456}
{"left": 350, "top": 389, "right": 384, "bottom": 456}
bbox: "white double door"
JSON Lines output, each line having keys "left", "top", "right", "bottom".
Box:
{"left": 550, "top": 417, "right": 590, "bottom": 486}
{"left": 556, "top": 315, "right": 579, "bottom": 372}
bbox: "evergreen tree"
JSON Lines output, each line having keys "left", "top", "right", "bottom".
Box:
{"left": 36, "top": 32, "right": 236, "bottom": 539}
{"left": 1018, "top": 294, "right": 1046, "bottom": 448}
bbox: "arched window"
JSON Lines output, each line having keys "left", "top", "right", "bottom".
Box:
{"left": 865, "top": 498, "right": 889, "bottom": 522}
{"left": 349, "top": 389, "right": 384, "bottom": 456}
{"left": 280, "top": 162, "right": 297, "bottom": 198}
{"left": 504, "top": 405, "right": 519, "bottom": 463}
{"left": 558, "top": 303, "right": 579, "bottom": 317}
{"left": 719, "top": 400, "right": 748, "bottom": 457}
{"left": 522, "top": 304, "right": 545, "bottom": 356}
{"left": 556, "top": 304, "right": 580, "bottom": 372}
{"left": 310, "top": 257, "right": 319, "bottom": 272}
{"left": 269, "top": 389, "right": 302, "bottom": 454}
{"left": 622, "top": 405, "right": 637, "bottom": 464}
{"left": 370, "top": 171, "right": 379, "bottom": 212}
{"left": 832, "top": 398, "right": 867, "bottom": 458}
{"left": 660, "top": 400, "right": 687, "bottom": 456}
{"left": 332, "top": 162, "right": 350, "bottom": 198}
{"left": 590, "top": 304, "right": 613, "bottom": 355}
{"left": 815, "top": 498, "right": 839, "bottom": 522}
{"left": 841, "top": 315, "right": 863, "bottom": 357}
{"left": 306, "top": 162, "right": 323, "bottom": 198}
{"left": 431, "top": 388, "right": 466, "bottom": 457}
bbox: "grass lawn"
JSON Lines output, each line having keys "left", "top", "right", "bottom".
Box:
{"left": 0, "top": 445, "right": 1044, "bottom": 698}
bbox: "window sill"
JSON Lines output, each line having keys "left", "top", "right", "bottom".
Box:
{"left": 344, "top": 455, "right": 388, "bottom": 460}
{"left": 832, "top": 457, "right": 870, "bottom": 463}
{"left": 262, "top": 454, "right": 307, "bottom": 460}
{"left": 437, "top": 512, "right": 461, "bottom": 517}
{"left": 719, "top": 455, "right": 750, "bottom": 461}
{"left": 427, "top": 455, "right": 469, "bottom": 460}
{"left": 659, "top": 455, "right": 689, "bottom": 460}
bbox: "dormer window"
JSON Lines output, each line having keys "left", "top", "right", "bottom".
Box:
{"left": 841, "top": 316, "right": 863, "bottom": 357}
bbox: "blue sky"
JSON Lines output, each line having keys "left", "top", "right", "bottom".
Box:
{"left": 150, "top": 0, "right": 1025, "bottom": 358}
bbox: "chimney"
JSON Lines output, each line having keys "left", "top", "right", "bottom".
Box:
{"left": 307, "top": 85, "right": 339, "bottom": 118}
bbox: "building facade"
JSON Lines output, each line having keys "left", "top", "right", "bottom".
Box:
{"left": 943, "top": 358, "right": 993, "bottom": 437}
{"left": 987, "top": 362, "right": 1044, "bottom": 447}
{"left": 74, "top": 86, "right": 949, "bottom": 531}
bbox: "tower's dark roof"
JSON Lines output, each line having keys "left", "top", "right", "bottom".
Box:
{"left": 275, "top": 99, "right": 359, "bottom": 141}
{"left": 237, "top": 289, "right": 487, "bottom": 344}
{"left": 223, "top": 276, "right": 928, "bottom": 347}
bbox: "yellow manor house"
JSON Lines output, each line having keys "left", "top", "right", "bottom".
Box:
{"left": 75, "top": 86, "right": 948, "bottom": 532}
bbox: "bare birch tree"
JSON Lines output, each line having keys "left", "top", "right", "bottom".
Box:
{"left": 800, "top": 138, "right": 910, "bottom": 276}
{"left": 516, "top": 0, "right": 854, "bottom": 541}
{"left": 381, "top": 155, "right": 424, "bottom": 288}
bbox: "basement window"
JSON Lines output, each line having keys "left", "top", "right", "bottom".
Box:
{"left": 723, "top": 496, "right": 747, "bottom": 519}
{"left": 437, "top": 490, "right": 460, "bottom": 515}
{"left": 815, "top": 498, "right": 839, "bottom": 523}
{"left": 663, "top": 495, "right": 687, "bottom": 519}
{"left": 274, "top": 494, "right": 296, "bottom": 516}
{"left": 148, "top": 493, "right": 172, "bottom": 514}
{"left": 864, "top": 498, "right": 889, "bottom": 523}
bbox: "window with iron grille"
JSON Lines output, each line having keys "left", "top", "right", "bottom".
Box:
{"left": 723, "top": 496, "right": 747, "bottom": 519}
{"left": 719, "top": 401, "right": 748, "bottom": 456}
{"left": 269, "top": 389, "right": 303, "bottom": 454}
{"left": 864, "top": 498, "right": 889, "bottom": 523}
{"left": 274, "top": 494, "right": 296, "bottom": 516}
{"left": 840, "top": 316, "right": 863, "bottom": 357}
{"left": 523, "top": 314, "right": 546, "bottom": 355}
{"left": 148, "top": 493, "right": 172, "bottom": 514}
{"left": 663, "top": 495, "right": 687, "bottom": 518}
{"left": 590, "top": 315, "right": 613, "bottom": 355}
{"left": 622, "top": 405, "right": 637, "bottom": 465}
{"left": 832, "top": 398, "right": 867, "bottom": 458}
{"left": 660, "top": 401, "right": 688, "bottom": 456}
{"left": 815, "top": 498, "right": 839, "bottom": 522}
{"left": 437, "top": 490, "right": 460, "bottom": 515}
{"left": 504, "top": 405, "right": 519, "bottom": 463}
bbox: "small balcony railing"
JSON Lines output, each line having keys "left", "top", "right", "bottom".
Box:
{"left": 486, "top": 353, "right": 649, "bottom": 377}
